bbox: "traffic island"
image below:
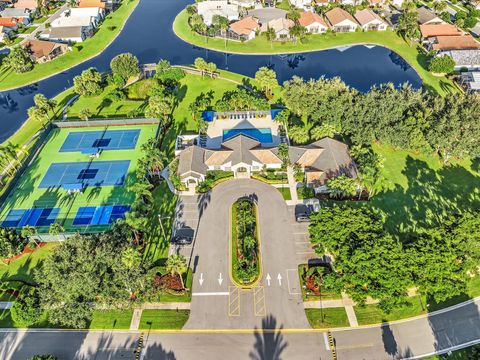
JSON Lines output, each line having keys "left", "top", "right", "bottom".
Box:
{"left": 230, "top": 197, "right": 262, "bottom": 288}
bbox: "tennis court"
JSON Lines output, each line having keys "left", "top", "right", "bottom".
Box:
{"left": 38, "top": 160, "right": 130, "bottom": 189}
{"left": 59, "top": 129, "right": 141, "bottom": 152}
{"left": 2, "top": 208, "right": 60, "bottom": 228}
{"left": 72, "top": 205, "right": 131, "bottom": 226}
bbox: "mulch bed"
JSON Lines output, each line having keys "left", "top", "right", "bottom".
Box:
{"left": 2, "top": 242, "right": 47, "bottom": 265}
{"left": 153, "top": 274, "right": 183, "bottom": 291}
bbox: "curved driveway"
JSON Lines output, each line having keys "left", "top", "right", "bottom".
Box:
{"left": 183, "top": 179, "right": 309, "bottom": 329}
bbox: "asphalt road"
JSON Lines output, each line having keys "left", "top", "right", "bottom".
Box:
{"left": 178, "top": 179, "right": 309, "bottom": 329}
{"left": 1, "top": 297, "right": 480, "bottom": 360}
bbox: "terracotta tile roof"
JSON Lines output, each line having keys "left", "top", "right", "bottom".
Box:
{"left": 268, "top": 17, "right": 294, "bottom": 32}
{"left": 325, "top": 8, "right": 358, "bottom": 27}
{"left": 420, "top": 24, "right": 462, "bottom": 38}
{"left": 298, "top": 11, "right": 328, "bottom": 28}
{"left": 14, "top": 0, "right": 37, "bottom": 9}
{"left": 229, "top": 16, "right": 259, "bottom": 36}
{"left": 0, "top": 17, "right": 20, "bottom": 27}
{"left": 354, "top": 9, "right": 384, "bottom": 26}
{"left": 78, "top": 0, "right": 106, "bottom": 8}
{"left": 433, "top": 35, "right": 480, "bottom": 51}
{"left": 23, "top": 39, "right": 65, "bottom": 59}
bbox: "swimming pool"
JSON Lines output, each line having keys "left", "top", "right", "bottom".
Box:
{"left": 223, "top": 128, "right": 273, "bottom": 143}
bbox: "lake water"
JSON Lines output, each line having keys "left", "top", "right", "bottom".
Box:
{"left": 0, "top": 0, "right": 422, "bottom": 142}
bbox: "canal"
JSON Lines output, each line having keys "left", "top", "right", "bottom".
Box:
{"left": 0, "top": 0, "right": 422, "bottom": 142}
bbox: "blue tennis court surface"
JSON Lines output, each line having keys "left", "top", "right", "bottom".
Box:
{"left": 2, "top": 208, "right": 60, "bottom": 228}
{"left": 59, "top": 129, "right": 140, "bottom": 152}
{"left": 72, "top": 205, "right": 130, "bottom": 226}
{"left": 223, "top": 128, "right": 273, "bottom": 143}
{"left": 38, "top": 160, "right": 130, "bottom": 189}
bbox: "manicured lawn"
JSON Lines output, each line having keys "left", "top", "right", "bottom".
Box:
{"left": 143, "top": 183, "right": 178, "bottom": 265}
{"left": 0, "top": 0, "right": 139, "bottom": 91}
{"left": 0, "top": 309, "right": 52, "bottom": 328}
{"left": 276, "top": 186, "right": 291, "bottom": 201}
{"left": 173, "top": 9, "right": 455, "bottom": 95}
{"left": 305, "top": 308, "right": 350, "bottom": 328}
{"left": 369, "top": 143, "right": 480, "bottom": 236}
{"left": 138, "top": 309, "right": 190, "bottom": 330}
{"left": 88, "top": 309, "right": 133, "bottom": 330}
{"left": 155, "top": 269, "right": 193, "bottom": 302}
{"left": 354, "top": 296, "right": 427, "bottom": 326}
{"left": 0, "top": 124, "right": 158, "bottom": 233}
{"left": 0, "top": 243, "right": 58, "bottom": 284}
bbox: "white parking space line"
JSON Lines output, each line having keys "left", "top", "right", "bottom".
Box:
{"left": 192, "top": 292, "right": 230, "bottom": 296}
{"left": 286, "top": 269, "right": 302, "bottom": 295}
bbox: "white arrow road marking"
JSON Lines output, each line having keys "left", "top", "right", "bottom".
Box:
{"left": 218, "top": 273, "right": 223, "bottom": 285}
{"left": 199, "top": 273, "right": 204, "bottom": 286}
{"left": 266, "top": 273, "right": 271, "bottom": 286}
{"left": 277, "top": 273, "right": 282, "bottom": 286}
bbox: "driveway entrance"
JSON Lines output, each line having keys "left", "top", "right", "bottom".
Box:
{"left": 181, "top": 179, "right": 309, "bottom": 330}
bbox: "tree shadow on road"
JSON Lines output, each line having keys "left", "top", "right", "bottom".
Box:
{"left": 249, "top": 314, "right": 288, "bottom": 360}
{"left": 382, "top": 324, "right": 398, "bottom": 358}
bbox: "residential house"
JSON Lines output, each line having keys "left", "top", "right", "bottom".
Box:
{"left": 459, "top": 71, "right": 480, "bottom": 92}
{"left": 176, "top": 135, "right": 357, "bottom": 189}
{"left": 229, "top": 16, "right": 259, "bottom": 41}
{"left": 338, "top": 0, "right": 361, "bottom": 5}
{"left": 13, "top": 0, "right": 37, "bottom": 11}
{"left": 437, "top": 49, "right": 480, "bottom": 70}
{"left": 325, "top": 8, "right": 358, "bottom": 32}
{"left": 315, "top": 0, "right": 333, "bottom": 6}
{"left": 267, "top": 17, "right": 294, "bottom": 39}
{"left": 0, "top": 25, "right": 13, "bottom": 42}
{"left": 41, "top": 26, "right": 89, "bottom": 43}
{"left": 229, "top": 0, "right": 256, "bottom": 8}
{"left": 415, "top": 6, "right": 445, "bottom": 25}
{"left": 50, "top": 7, "right": 104, "bottom": 30}
{"left": 288, "top": 137, "right": 357, "bottom": 190}
{"left": 23, "top": 39, "right": 68, "bottom": 63}
{"left": 390, "top": 0, "right": 404, "bottom": 8}
{"left": 298, "top": 11, "right": 329, "bottom": 33}
{"left": 419, "top": 23, "right": 462, "bottom": 39}
{"left": 197, "top": 1, "right": 239, "bottom": 26}
{"left": 288, "top": 0, "right": 311, "bottom": 9}
{"left": 247, "top": 8, "right": 287, "bottom": 31}
{"left": 430, "top": 34, "right": 480, "bottom": 51}
{"left": 1, "top": 8, "right": 32, "bottom": 23}
{"left": 78, "top": 0, "right": 106, "bottom": 8}
{"left": 354, "top": 9, "right": 387, "bottom": 31}
{"left": 0, "top": 17, "right": 23, "bottom": 30}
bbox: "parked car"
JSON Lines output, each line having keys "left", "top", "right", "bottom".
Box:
{"left": 173, "top": 235, "right": 193, "bottom": 245}
{"left": 295, "top": 213, "right": 310, "bottom": 222}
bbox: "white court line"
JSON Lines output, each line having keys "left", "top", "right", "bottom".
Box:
{"left": 192, "top": 292, "right": 230, "bottom": 297}
{"left": 323, "top": 333, "right": 330, "bottom": 351}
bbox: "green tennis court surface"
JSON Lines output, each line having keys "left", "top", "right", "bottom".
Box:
{"left": 0, "top": 124, "right": 158, "bottom": 234}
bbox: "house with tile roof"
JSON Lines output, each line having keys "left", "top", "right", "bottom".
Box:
{"left": 415, "top": 6, "right": 445, "bottom": 25}
{"left": 430, "top": 34, "right": 480, "bottom": 51}
{"left": 78, "top": 0, "right": 106, "bottom": 8}
{"left": 419, "top": 23, "right": 462, "bottom": 39}
{"left": 298, "top": 11, "right": 329, "bottom": 33}
{"left": 23, "top": 39, "right": 68, "bottom": 63}
{"left": 354, "top": 9, "right": 387, "bottom": 31}
{"left": 229, "top": 16, "right": 259, "bottom": 40}
{"left": 325, "top": 8, "right": 358, "bottom": 32}
{"left": 197, "top": 0, "right": 239, "bottom": 26}
{"left": 437, "top": 49, "right": 480, "bottom": 70}
{"left": 267, "top": 17, "right": 294, "bottom": 39}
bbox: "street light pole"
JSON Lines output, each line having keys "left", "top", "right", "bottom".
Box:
{"left": 157, "top": 215, "right": 171, "bottom": 244}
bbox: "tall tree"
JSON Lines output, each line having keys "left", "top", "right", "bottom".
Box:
{"left": 166, "top": 254, "right": 188, "bottom": 289}
{"left": 110, "top": 53, "right": 140, "bottom": 87}
{"left": 73, "top": 68, "right": 103, "bottom": 97}
{"left": 255, "top": 67, "right": 278, "bottom": 99}
{"left": 4, "top": 46, "right": 34, "bottom": 73}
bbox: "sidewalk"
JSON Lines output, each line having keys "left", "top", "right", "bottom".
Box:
{"left": 286, "top": 166, "right": 298, "bottom": 202}
{"left": 303, "top": 293, "right": 359, "bottom": 327}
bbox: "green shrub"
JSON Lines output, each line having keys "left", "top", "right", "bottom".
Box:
{"left": 0, "top": 228, "right": 28, "bottom": 259}
{"left": 428, "top": 55, "right": 455, "bottom": 74}
{"left": 10, "top": 290, "right": 43, "bottom": 327}
{"left": 127, "top": 78, "right": 158, "bottom": 100}
{"left": 29, "top": 355, "right": 57, "bottom": 360}
{"left": 298, "top": 186, "right": 315, "bottom": 199}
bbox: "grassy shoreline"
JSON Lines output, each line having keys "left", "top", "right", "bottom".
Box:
{"left": 173, "top": 9, "right": 456, "bottom": 95}
{"left": 0, "top": 0, "right": 139, "bottom": 92}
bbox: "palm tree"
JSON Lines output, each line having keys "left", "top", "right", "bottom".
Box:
{"left": 166, "top": 254, "right": 188, "bottom": 289}
{"left": 79, "top": 108, "right": 92, "bottom": 121}
{"left": 194, "top": 57, "right": 207, "bottom": 78}
{"left": 124, "top": 209, "right": 149, "bottom": 245}
{"left": 206, "top": 61, "right": 217, "bottom": 78}
{"left": 255, "top": 67, "right": 278, "bottom": 98}
{"left": 265, "top": 27, "right": 276, "bottom": 49}
{"left": 128, "top": 182, "right": 153, "bottom": 203}
{"left": 48, "top": 222, "right": 64, "bottom": 237}
{"left": 121, "top": 247, "right": 141, "bottom": 269}
{"left": 21, "top": 225, "right": 39, "bottom": 246}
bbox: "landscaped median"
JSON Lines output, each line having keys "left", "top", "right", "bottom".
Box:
{"left": 0, "top": 0, "right": 139, "bottom": 91}
{"left": 173, "top": 9, "right": 455, "bottom": 95}
{"left": 230, "top": 197, "right": 262, "bottom": 288}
